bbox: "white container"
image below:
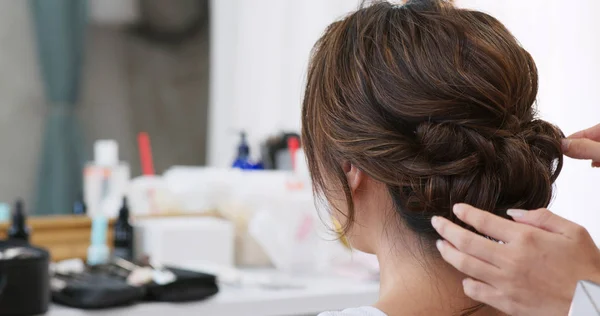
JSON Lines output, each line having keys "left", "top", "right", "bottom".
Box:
{"left": 84, "top": 140, "right": 130, "bottom": 218}
{"left": 163, "top": 166, "right": 234, "bottom": 213}
{"left": 133, "top": 217, "right": 235, "bottom": 267}
{"left": 248, "top": 190, "right": 325, "bottom": 274}
{"left": 127, "top": 175, "right": 180, "bottom": 215}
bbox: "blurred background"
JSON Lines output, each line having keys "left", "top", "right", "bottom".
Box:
{"left": 0, "top": 0, "right": 598, "bottom": 314}
{"left": 0, "top": 0, "right": 597, "bottom": 236}
{"left": 0, "top": 0, "right": 210, "bottom": 212}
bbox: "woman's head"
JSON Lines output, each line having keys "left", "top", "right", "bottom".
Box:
{"left": 301, "top": 0, "right": 563, "bottom": 251}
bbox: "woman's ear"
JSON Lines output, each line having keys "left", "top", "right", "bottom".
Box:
{"left": 342, "top": 161, "right": 364, "bottom": 193}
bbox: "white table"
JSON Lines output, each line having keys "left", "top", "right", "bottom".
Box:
{"left": 48, "top": 272, "right": 379, "bottom": 316}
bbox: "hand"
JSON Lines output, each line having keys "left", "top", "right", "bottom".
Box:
{"left": 431, "top": 205, "right": 600, "bottom": 316}
{"left": 562, "top": 123, "right": 600, "bottom": 167}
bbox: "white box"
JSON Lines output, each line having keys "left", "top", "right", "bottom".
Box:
{"left": 569, "top": 280, "right": 600, "bottom": 315}
{"left": 134, "top": 217, "right": 235, "bottom": 267}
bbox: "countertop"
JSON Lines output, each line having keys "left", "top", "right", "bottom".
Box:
{"left": 48, "top": 269, "right": 379, "bottom": 316}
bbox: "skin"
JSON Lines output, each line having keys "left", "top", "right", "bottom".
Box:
{"left": 336, "top": 162, "right": 506, "bottom": 315}
{"left": 431, "top": 123, "right": 600, "bottom": 316}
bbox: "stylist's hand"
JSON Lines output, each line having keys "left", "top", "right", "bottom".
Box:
{"left": 562, "top": 122, "right": 600, "bottom": 167}
{"left": 432, "top": 205, "right": 600, "bottom": 316}
{"left": 430, "top": 123, "right": 600, "bottom": 316}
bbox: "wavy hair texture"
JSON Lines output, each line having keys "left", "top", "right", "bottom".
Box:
{"left": 301, "top": 0, "right": 563, "bottom": 243}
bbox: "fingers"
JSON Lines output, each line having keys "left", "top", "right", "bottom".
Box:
{"left": 566, "top": 123, "right": 600, "bottom": 165}
{"left": 431, "top": 215, "right": 505, "bottom": 266}
{"left": 568, "top": 123, "right": 600, "bottom": 141}
{"left": 435, "top": 240, "right": 501, "bottom": 282}
{"left": 507, "top": 208, "right": 579, "bottom": 237}
{"left": 452, "top": 203, "right": 524, "bottom": 242}
{"left": 562, "top": 138, "right": 600, "bottom": 161}
{"left": 462, "top": 278, "right": 516, "bottom": 315}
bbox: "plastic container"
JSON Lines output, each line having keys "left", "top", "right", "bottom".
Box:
{"left": 0, "top": 241, "right": 50, "bottom": 315}
{"left": 127, "top": 175, "right": 179, "bottom": 215}
{"left": 84, "top": 140, "right": 130, "bottom": 218}
{"left": 248, "top": 190, "right": 323, "bottom": 274}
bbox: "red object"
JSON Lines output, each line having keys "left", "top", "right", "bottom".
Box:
{"left": 288, "top": 137, "right": 300, "bottom": 172}
{"left": 138, "top": 132, "right": 155, "bottom": 176}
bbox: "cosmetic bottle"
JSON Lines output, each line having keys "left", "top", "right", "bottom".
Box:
{"left": 84, "top": 140, "right": 130, "bottom": 218}
{"left": 8, "top": 199, "right": 30, "bottom": 243}
{"left": 113, "top": 198, "right": 134, "bottom": 261}
{"left": 232, "top": 132, "right": 253, "bottom": 169}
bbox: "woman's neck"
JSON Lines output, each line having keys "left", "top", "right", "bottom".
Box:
{"left": 373, "top": 236, "right": 505, "bottom": 316}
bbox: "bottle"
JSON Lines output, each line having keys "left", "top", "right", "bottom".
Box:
{"left": 87, "top": 215, "right": 110, "bottom": 265}
{"left": 83, "top": 140, "right": 131, "bottom": 218}
{"left": 232, "top": 131, "right": 253, "bottom": 169}
{"left": 113, "top": 197, "right": 134, "bottom": 261}
{"left": 8, "top": 199, "right": 30, "bottom": 243}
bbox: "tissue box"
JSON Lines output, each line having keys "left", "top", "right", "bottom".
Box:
{"left": 134, "top": 217, "right": 235, "bottom": 267}
{"left": 569, "top": 280, "right": 600, "bottom": 315}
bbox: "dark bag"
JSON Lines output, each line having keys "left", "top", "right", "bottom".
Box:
{"left": 144, "top": 267, "right": 218, "bottom": 302}
{"left": 51, "top": 272, "right": 145, "bottom": 309}
{"left": 52, "top": 265, "right": 218, "bottom": 309}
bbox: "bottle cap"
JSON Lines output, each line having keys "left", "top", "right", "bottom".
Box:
{"left": 119, "top": 197, "right": 129, "bottom": 220}
{"left": 238, "top": 131, "right": 249, "bottom": 158}
{"left": 13, "top": 199, "right": 25, "bottom": 227}
{"left": 94, "top": 140, "right": 119, "bottom": 166}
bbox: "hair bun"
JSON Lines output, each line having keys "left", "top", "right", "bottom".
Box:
{"left": 518, "top": 119, "right": 564, "bottom": 181}
{"left": 402, "top": 117, "right": 564, "bottom": 229}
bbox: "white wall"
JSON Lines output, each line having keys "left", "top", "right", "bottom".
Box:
{"left": 208, "top": 0, "right": 361, "bottom": 166}
{"left": 209, "top": 0, "right": 600, "bottom": 240}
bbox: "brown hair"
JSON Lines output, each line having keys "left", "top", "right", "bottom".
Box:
{"left": 301, "top": 0, "right": 563, "bottom": 242}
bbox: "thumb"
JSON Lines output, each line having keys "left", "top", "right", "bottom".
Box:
{"left": 568, "top": 123, "right": 600, "bottom": 141}
{"left": 562, "top": 138, "right": 600, "bottom": 161}
{"left": 507, "top": 208, "right": 574, "bottom": 237}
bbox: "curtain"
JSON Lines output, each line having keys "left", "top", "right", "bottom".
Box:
{"left": 30, "top": 0, "right": 88, "bottom": 215}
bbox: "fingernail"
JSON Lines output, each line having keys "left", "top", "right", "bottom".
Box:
{"left": 507, "top": 209, "right": 525, "bottom": 218}
{"left": 436, "top": 239, "right": 444, "bottom": 251}
{"left": 431, "top": 216, "right": 440, "bottom": 229}
{"left": 453, "top": 204, "right": 466, "bottom": 217}
{"left": 561, "top": 139, "right": 571, "bottom": 151}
